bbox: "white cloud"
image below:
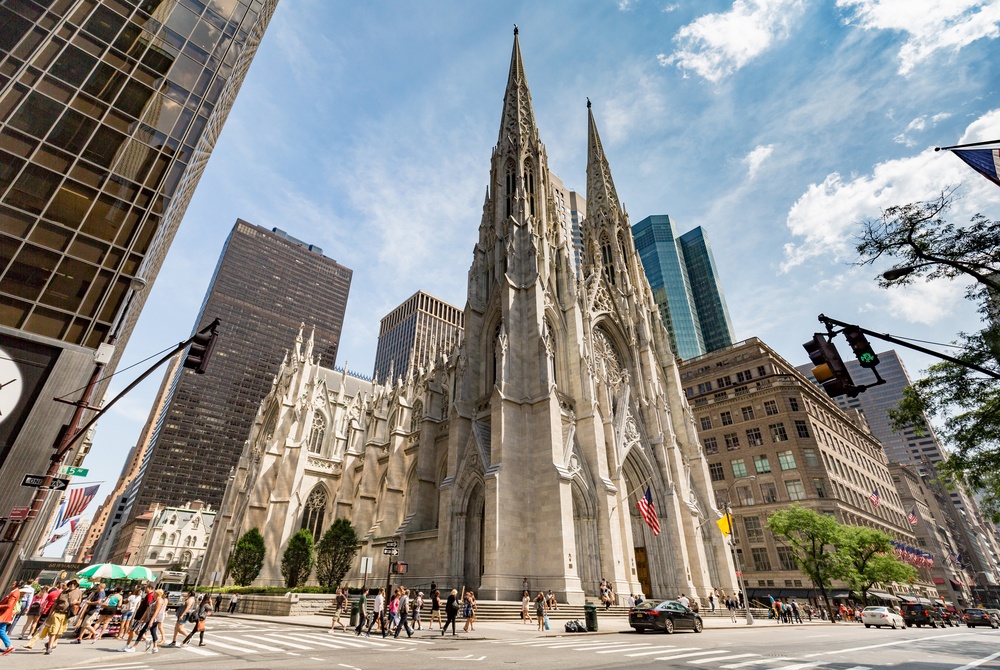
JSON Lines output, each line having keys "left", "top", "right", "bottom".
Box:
{"left": 883, "top": 280, "right": 967, "bottom": 325}
{"left": 662, "top": 3, "right": 679, "bottom": 11}
{"left": 596, "top": 67, "right": 670, "bottom": 144}
{"left": 658, "top": 0, "right": 806, "bottom": 82}
{"left": 618, "top": 0, "right": 637, "bottom": 10}
{"left": 893, "top": 112, "right": 954, "bottom": 145}
{"left": 837, "top": 0, "right": 1000, "bottom": 76}
{"left": 781, "top": 109, "right": 1000, "bottom": 272}
{"left": 959, "top": 107, "right": 1000, "bottom": 144}
{"left": 743, "top": 143, "right": 774, "bottom": 179}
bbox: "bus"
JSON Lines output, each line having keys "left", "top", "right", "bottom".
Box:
{"left": 158, "top": 570, "right": 188, "bottom": 606}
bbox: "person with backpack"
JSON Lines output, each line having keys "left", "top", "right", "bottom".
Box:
{"left": 0, "top": 581, "right": 20, "bottom": 656}
{"left": 181, "top": 594, "right": 213, "bottom": 647}
{"left": 22, "top": 580, "right": 71, "bottom": 655}
{"left": 393, "top": 588, "right": 412, "bottom": 638}
{"left": 168, "top": 591, "right": 197, "bottom": 646}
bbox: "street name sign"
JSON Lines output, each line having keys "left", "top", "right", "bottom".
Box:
{"left": 59, "top": 466, "right": 89, "bottom": 477}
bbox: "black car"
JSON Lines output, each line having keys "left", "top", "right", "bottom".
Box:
{"left": 934, "top": 607, "right": 959, "bottom": 627}
{"left": 963, "top": 608, "right": 999, "bottom": 628}
{"left": 629, "top": 599, "right": 704, "bottom": 634}
{"left": 901, "top": 603, "right": 946, "bottom": 628}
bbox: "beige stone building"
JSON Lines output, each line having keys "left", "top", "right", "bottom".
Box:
{"left": 201, "top": 32, "right": 736, "bottom": 603}
{"left": 679, "top": 338, "right": 933, "bottom": 603}
{"left": 131, "top": 501, "right": 216, "bottom": 582}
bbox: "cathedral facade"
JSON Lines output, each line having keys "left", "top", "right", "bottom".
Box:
{"left": 202, "top": 32, "right": 737, "bottom": 603}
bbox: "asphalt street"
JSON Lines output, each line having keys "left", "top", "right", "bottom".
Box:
{"left": 5, "top": 616, "right": 999, "bottom": 670}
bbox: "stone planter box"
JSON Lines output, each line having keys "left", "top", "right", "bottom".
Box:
{"left": 236, "top": 592, "right": 336, "bottom": 616}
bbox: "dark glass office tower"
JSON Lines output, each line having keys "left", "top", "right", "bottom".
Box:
{"left": 372, "top": 290, "right": 464, "bottom": 384}
{"left": 632, "top": 215, "right": 735, "bottom": 359}
{"left": 0, "top": 0, "right": 278, "bottom": 569}
{"left": 125, "top": 220, "right": 351, "bottom": 516}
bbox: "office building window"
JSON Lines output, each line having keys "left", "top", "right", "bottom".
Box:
{"left": 795, "top": 420, "right": 810, "bottom": 439}
{"left": 754, "top": 455, "right": 771, "bottom": 474}
{"left": 770, "top": 423, "right": 788, "bottom": 442}
{"left": 785, "top": 480, "right": 806, "bottom": 501}
{"left": 746, "top": 427, "right": 764, "bottom": 446}
{"left": 725, "top": 432, "right": 740, "bottom": 451}
{"left": 760, "top": 482, "right": 778, "bottom": 503}
{"left": 777, "top": 450, "right": 797, "bottom": 470}
{"left": 741, "top": 406, "right": 755, "bottom": 421}
{"left": 704, "top": 437, "right": 719, "bottom": 454}
{"left": 802, "top": 448, "right": 819, "bottom": 467}
{"left": 709, "top": 462, "right": 726, "bottom": 482}
{"left": 744, "top": 515, "right": 764, "bottom": 541}
{"left": 777, "top": 546, "right": 797, "bottom": 571}
{"left": 732, "top": 459, "right": 748, "bottom": 478}
{"left": 701, "top": 417, "right": 712, "bottom": 430}
{"left": 814, "top": 478, "right": 827, "bottom": 498}
{"left": 721, "top": 411, "right": 734, "bottom": 426}
{"left": 788, "top": 397, "right": 800, "bottom": 412}
{"left": 764, "top": 400, "right": 779, "bottom": 416}
{"left": 737, "top": 486, "right": 755, "bottom": 506}
{"left": 751, "top": 547, "right": 772, "bottom": 571}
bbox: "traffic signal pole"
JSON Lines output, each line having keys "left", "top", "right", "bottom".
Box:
{"left": 818, "top": 314, "right": 1000, "bottom": 380}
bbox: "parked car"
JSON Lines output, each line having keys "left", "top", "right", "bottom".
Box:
{"left": 861, "top": 606, "right": 906, "bottom": 629}
{"left": 934, "top": 606, "right": 959, "bottom": 627}
{"left": 901, "top": 603, "right": 946, "bottom": 628}
{"left": 629, "top": 600, "right": 704, "bottom": 634}
{"left": 963, "top": 608, "right": 999, "bottom": 628}
{"left": 985, "top": 608, "right": 1000, "bottom": 624}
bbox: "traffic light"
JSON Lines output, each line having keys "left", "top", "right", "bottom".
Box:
{"left": 843, "top": 325, "right": 880, "bottom": 369}
{"left": 183, "top": 320, "right": 219, "bottom": 374}
{"left": 803, "top": 333, "right": 859, "bottom": 398}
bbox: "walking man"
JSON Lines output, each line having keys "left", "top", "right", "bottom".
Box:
{"left": 228, "top": 593, "right": 239, "bottom": 613}
{"left": 442, "top": 589, "right": 459, "bottom": 636}
{"left": 354, "top": 589, "right": 369, "bottom": 635}
{"left": 365, "top": 588, "right": 385, "bottom": 636}
{"left": 393, "top": 588, "right": 412, "bottom": 638}
{"left": 22, "top": 581, "right": 71, "bottom": 655}
{"left": 330, "top": 588, "right": 348, "bottom": 632}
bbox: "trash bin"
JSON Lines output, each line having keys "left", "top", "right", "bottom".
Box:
{"left": 584, "top": 602, "right": 598, "bottom": 632}
{"left": 350, "top": 601, "right": 360, "bottom": 628}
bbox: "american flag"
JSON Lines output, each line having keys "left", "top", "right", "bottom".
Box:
{"left": 907, "top": 507, "right": 918, "bottom": 525}
{"left": 62, "top": 484, "right": 99, "bottom": 523}
{"left": 637, "top": 486, "right": 660, "bottom": 536}
{"left": 868, "top": 489, "right": 881, "bottom": 509}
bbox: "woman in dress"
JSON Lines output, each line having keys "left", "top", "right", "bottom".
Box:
{"left": 181, "top": 594, "right": 213, "bottom": 647}
{"left": 534, "top": 591, "right": 546, "bottom": 631}
{"left": 521, "top": 590, "right": 533, "bottom": 624}
{"left": 429, "top": 589, "right": 442, "bottom": 629}
{"left": 85, "top": 588, "right": 120, "bottom": 641}
{"left": 462, "top": 591, "right": 477, "bottom": 632}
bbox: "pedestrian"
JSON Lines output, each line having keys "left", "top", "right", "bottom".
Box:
{"left": 791, "top": 600, "right": 802, "bottom": 624}
{"left": 86, "top": 587, "right": 121, "bottom": 641}
{"left": 167, "top": 590, "right": 196, "bottom": 646}
{"left": 709, "top": 591, "right": 715, "bottom": 612}
{"left": 442, "top": 589, "right": 459, "bottom": 636}
{"left": 354, "top": 588, "right": 369, "bottom": 636}
{"left": 214, "top": 593, "right": 223, "bottom": 612}
{"left": 330, "top": 588, "right": 348, "bottom": 632}
{"left": 727, "top": 596, "right": 737, "bottom": 623}
{"left": 413, "top": 591, "right": 423, "bottom": 630}
{"left": 521, "top": 590, "right": 533, "bottom": 624}
{"left": 678, "top": 593, "right": 690, "bottom": 608}
{"left": 181, "top": 594, "right": 213, "bottom": 647}
{"left": 522, "top": 577, "right": 529, "bottom": 593}
{"left": 228, "top": 592, "right": 239, "bottom": 614}
{"left": 121, "top": 587, "right": 165, "bottom": 653}
{"left": 462, "top": 590, "right": 477, "bottom": 632}
{"left": 627, "top": 593, "right": 636, "bottom": 609}
{"left": 11, "top": 583, "right": 33, "bottom": 634}
{"left": 738, "top": 591, "right": 745, "bottom": 609}
{"left": 534, "top": 591, "right": 546, "bottom": 631}
{"left": 22, "top": 580, "right": 70, "bottom": 655}
{"left": 118, "top": 584, "right": 154, "bottom": 649}
{"left": 0, "top": 581, "right": 20, "bottom": 656}
{"left": 547, "top": 590, "right": 558, "bottom": 611}
{"left": 71, "top": 581, "right": 101, "bottom": 642}
{"left": 385, "top": 589, "right": 400, "bottom": 638}
{"left": 117, "top": 588, "right": 140, "bottom": 638}
{"left": 18, "top": 585, "right": 44, "bottom": 639}
{"left": 393, "top": 588, "right": 413, "bottom": 638}
{"left": 365, "top": 588, "right": 385, "bottom": 636}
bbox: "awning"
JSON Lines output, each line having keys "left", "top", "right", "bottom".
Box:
{"left": 917, "top": 597, "right": 934, "bottom": 604}
{"left": 869, "top": 592, "right": 900, "bottom": 602}
{"left": 830, "top": 591, "right": 852, "bottom": 599}
{"left": 896, "top": 594, "right": 917, "bottom": 602}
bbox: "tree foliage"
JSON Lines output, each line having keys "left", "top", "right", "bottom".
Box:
{"left": 315, "top": 518, "right": 360, "bottom": 588}
{"left": 855, "top": 192, "right": 1000, "bottom": 520}
{"left": 229, "top": 528, "right": 266, "bottom": 587}
{"left": 281, "top": 528, "right": 315, "bottom": 588}
{"left": 767, "top": 506, "right": 846, "bottom": 621}
{"left": 836, "top": 526, "right": 917, "bottom": 604}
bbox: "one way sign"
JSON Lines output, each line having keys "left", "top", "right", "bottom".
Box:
{"left": 21, "top": 474, "right": 70, "bottom": 491}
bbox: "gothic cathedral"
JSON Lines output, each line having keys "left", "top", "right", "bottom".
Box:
{"left": 203, "top": 30, "right": 737, "bottom": 604}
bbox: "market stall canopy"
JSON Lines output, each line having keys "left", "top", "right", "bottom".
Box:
{"left": 77, "top": 563, "right": 129, "bottom": 580}
{"left": 126, "top": 566, "right": 157, "bottom": 581}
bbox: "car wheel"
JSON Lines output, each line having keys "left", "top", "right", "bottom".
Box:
{"left": 992, "top": 623, "right": 998, "bottom": 629}
{"left": 891, "top": 622, "right": 897, "bottom": 629}
{"left": 636, "top": 627, "right": 645, "bottom": 634}
{"left": 968, "top": 624, "right": 974, "bottom": 628}
{"left": 864, "top": 624, "right": 871, "bottom": 628}
{"left": 694, "top": 619, "right": 703, "bottom": 633}
{"left": 663, "top": 619, "right": 674, "bottom": 634}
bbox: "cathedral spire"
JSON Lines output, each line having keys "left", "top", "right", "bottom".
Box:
{"left": 498, "top": 26, "right": 538, "bottom": 146}
{"left": 586, "top": 101, "right": 621, "bottom": 213}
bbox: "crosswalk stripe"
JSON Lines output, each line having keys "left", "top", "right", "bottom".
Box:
{"left": 286, "top": 633, "right": 377, "bottom": 649}
{"left": 201, "top": 638, "right": 258, "bottom": 653}
{"left": 691, "top": 654, "right": 759, "bottom": 664}
{"left": 256, "top": 635, "right": 314, "bottom": 650}
{"left": 722, "top": 657, "right": 793, "bottom": 668}
{"left": 180, "top": 644, "right": 220, "bottom": 656}
{"left": 211, "top": 634, "right": 284, "bottom": 652}
{"left": 595, "top": 643, "right": 656, "bottom": 653}
{"left": 655, "top": 650, "right": 732, "bottom": 661}
{"left": 841, "top": 666, "right": 870, "bottom": 670}
{"left": 627, "top": 646, "right": 699, "bottom": 657}
{"left": 953, "top": 651, "right": 1000, "bottom": 670}
{"left": 772, "top": 663, "right": 827, "bottom": 670}
{"left": 543, "top": 640, "right": 637, "bottom": 649}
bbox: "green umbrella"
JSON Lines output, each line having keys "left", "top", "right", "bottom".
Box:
{"left": 77, "top": 579, "right": 93, "bottom": 589}
{"left": 77, "top": 563, "right": 129, "bottom": 580}
{"left": 125, "top": 566, "right": 157, "bottom": 581}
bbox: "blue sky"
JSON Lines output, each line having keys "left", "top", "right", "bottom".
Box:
{"left": 53, "top": 0, "right": 1000, "bottom": 554}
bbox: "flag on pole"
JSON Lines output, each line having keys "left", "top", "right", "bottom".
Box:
{"left": 716, "top": 515, "right": 732, "bottom": 537}
{"left": 637, "top": 486, "right": 661, "bottom": 536}
{"left": 62, "top": 484, "right": 99, "bottom": 522}
{"left": 907, "top": 507, "right": 918, "bottom": 525}
{"left": 869, "top": 488, "right": 881, "bottom": 509}
{"left": 45, "top": 531, "right": 67, "bottom": 546}
{"left": 952, "top": 148, "right": 1000, "bottom": 187}
{"left": 53, "top": 499, "right": 67, "bottom": 530}
{"left": 69, "top": 518, "right": 78, "bottom": 534}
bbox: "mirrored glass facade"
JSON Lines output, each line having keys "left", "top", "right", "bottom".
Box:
{"left": 0, "top": 0, "right": 278, "bottom": 349}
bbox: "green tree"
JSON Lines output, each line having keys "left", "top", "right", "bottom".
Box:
{"left": 856, "top": 192, "right": 1000, "bottom": 520}
{"left": 767, "top": 506, "right": 846, "bottom": 621}
{"left": 315, "top": 518, "right": 360, "bottom": 588}
{"left": 228, "top": 528, "right": 266, "bottom": 587}
{"left": 836, "top": 526, "right": 917, "bottom": 605}
{"left": 281, "top": 528, "right": 315, "bottom": 588}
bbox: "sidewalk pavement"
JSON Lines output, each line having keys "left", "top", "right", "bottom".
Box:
{"left": 219, "top": 610, "right": 834, "bottom": 639}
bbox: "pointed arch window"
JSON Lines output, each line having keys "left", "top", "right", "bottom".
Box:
{"left": 505, "top": 163, "right": 515, "bottom": 218}
{"left": 308, "top": 412, "right": 326, "bottom": 453}
{"left": 301, "top": 486, "right": 327, "bottom": 539}
{"left": 600, "top": 235, "right": 616, "bottom": 286}
{"left": 525, "top": 163, "right": 536, "bottom": 217}
{"left": 410, "top": 400, "right": 423, "bottom": 432}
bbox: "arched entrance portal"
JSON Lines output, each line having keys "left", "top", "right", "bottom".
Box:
{"left": 623, "top": 453, "right": 660, "bottom": 598}
{"left": 463, "top": 483, "right": 485, "bottom": 592}
{"left": 572, "top": 480, "right": 600, "bottom": 596}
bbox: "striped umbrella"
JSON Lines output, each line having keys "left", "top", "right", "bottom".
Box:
{"left": 77, "top": 563, "right": 129, "bottom": 580}
{"left": 125, "top": 566, "right": 157, "bottom": 581}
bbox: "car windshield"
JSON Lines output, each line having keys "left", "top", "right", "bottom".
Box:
{"left": 966, "top": 609, "right": 987, "bottom": 614}
{"left": 634, "top": 601, "right": 658, "bottom": 610}
{"left": 863, "top": 607, "right": 886, "bottom": 612}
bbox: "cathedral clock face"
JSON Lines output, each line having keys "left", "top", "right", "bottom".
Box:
{"left": 0, "top": 346, "right": 24, "bottom": 423}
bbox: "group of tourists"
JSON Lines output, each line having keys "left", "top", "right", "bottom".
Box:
{"left": 342, "top": 582, "right": 480, "bottom": 638}
{"left": 0, "top": 578, "right": 215, "bottom": 657}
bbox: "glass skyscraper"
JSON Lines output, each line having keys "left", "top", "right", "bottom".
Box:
{"left": 632, "top": 214, "right": 735, "bottom": 359}
{"left": 0, "top": 0, "right": 278, "bottom": 570}
{"left": 373, "top": 290, "right": 464, "bottom": 384}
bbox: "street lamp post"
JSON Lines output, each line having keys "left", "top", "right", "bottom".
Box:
{"left": 724, "top": 475, "right": 756, "bottom": 625}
